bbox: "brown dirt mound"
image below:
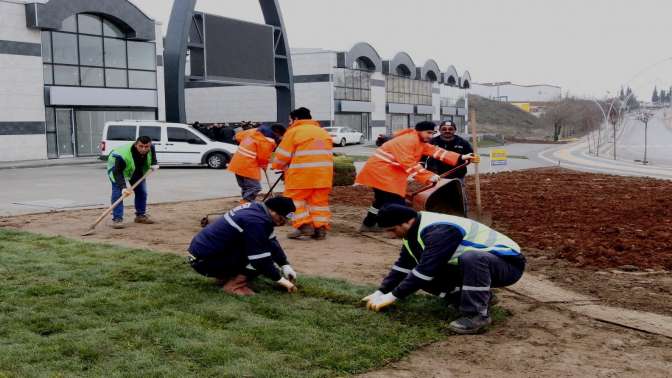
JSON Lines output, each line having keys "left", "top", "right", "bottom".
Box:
{"left": 463, "top": 167, "right": 672, "bottom": 270}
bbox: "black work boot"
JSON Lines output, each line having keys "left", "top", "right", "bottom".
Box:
{"left": 287, "top": 224, "right": 315, "bottom": 239}
{"left": 448, "top": 314, "right": 492, "bottom": 334}
{"left": 312, "top": 227, "right": 327, "bottom": 240}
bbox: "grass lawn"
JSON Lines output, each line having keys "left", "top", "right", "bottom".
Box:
{"left": 0, "top": 229, "right": 507, "bottom": 377}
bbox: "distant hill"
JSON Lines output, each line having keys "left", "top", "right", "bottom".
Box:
{"left": 467, "top": 95, "right": 549, "bottom": 140}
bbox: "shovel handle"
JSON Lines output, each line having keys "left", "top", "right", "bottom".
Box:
{"left": 86, "top": 169, "right": 154, "bottom": 231}
{"left": 262, "top": 172, "right": 284, "bottom": 201}
{"left": 406, "top": 161, "right": 470, "bottom": 199}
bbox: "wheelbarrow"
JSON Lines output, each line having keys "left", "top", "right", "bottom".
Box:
{"left": 405, "top": 162, "right": 469, "bottom": 217}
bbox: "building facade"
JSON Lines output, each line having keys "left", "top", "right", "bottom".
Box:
{"left": 0, "top": 0, "right": 164, "bottom": 161}
{"left": 185, "top": 43, "right": 472, "bottom": 139}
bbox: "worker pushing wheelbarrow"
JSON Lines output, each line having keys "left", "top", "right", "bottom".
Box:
{"left": 355, "top": 121, "right": 480, "bottom": 232}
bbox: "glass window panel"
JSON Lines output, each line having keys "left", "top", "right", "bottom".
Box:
{"left": 335, "top": 87, "right": 345, "bottom": 100}
{"left": 43, "top": 64, "right": 53, "bottom": 85}
{"left": 345, "top": 88, "right": 354, "bottom": 100}
{"left": 361, "top": 72, "right": 370, "bottom": 88}
{"left": 103, "top": 19, "right": 125, "bottom": 38}
{"left": 168, "top": 127, "right": 202, "bottom": 143}
{"left": 78, "top": 14, "right": 102, "bottom": 35}
{"left": 133, "top": 111, "right": 156, "bottom": 120}
{"left": 45, "top": 108, "right": 55, "bottom": 132}
{"left": 46, "top": 133, "right": 58, "bottom": 158}
{"left": 78, "top": 35, "right": 103, "bottom": 66}
{"left": 51, "top": 32, "right": 78, "bottom": 64}
{"left": 334, "top": 69, "right": 344, "bottom": 87}
{"left": 362, "top": 89, "right": 370, "bottom": 102}
{"left": 344, "top": 70, "right": 353, "bottom": 88}
{"left": 353, "top": 70, "right": 361, "bottom": 88}
{"left": 41, "top": 32, "right": 52, "bottom": 63}
{"left": 139, "top": 126, "right": 161, "bottom": 141}
{"left": 60, "top": 15, "right": 77, "bottom": 32}
{"left": 75, "top": 111, "right": 93, "bottom": 156}
{"left": 129, "top": 70, "right": 156, "bottom": 89}
{"left": 80, "top": 67, "right": 104, "bottom": 86}
{"left": 53, "top": 65, "right": 79, "bottom": 85}
{"left": 105, "top": 69, "right": 127, "bottom": 87}
{"left": 107, "top": 125, "right": 136, "bottom": 141}
{"left": 104, "top": 38, "right": 126, "bottom": 68}
{"left": 127, "top": 41, "right": 156, "bottom": 70}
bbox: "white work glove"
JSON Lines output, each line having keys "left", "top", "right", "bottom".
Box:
{"left": 122, "top": 187, "right": 133, "bottom": 197}
{"left": 281, "top": 264, "right": 297, "bottom": 282}
{"left": 367, "top": 292, "right": 397, "bottom": 312}
{"left": 277, "top": 277, "right": 297, "bottom": 293}
{"left": 151, "top": 164, "right": 160, "bottom": 172}
{"left": 361, "top": 290, "right": 383, "bottom": 303}
{"left": 429, "top": 174, "right": 440, "bottom": 183}
{"left": 462, "top": 153, "right": 481, "bottom": 164}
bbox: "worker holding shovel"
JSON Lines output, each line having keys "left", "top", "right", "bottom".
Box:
{"left": 362, "top": 204, "right": 526, "bottom": 334}
{"left": 107, "top": 135, "right": 159, "bottom": 229}
{"left": 187, "top": 197, "right": 298, "bottom": 296}
{"left": 228, "top": 123, "right": 286, "bottom": 204}
{"left": 355, "top": 121, "right": 479, "bottom": 232}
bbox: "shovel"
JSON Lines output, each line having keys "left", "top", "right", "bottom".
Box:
{"left": 82, "top": 169, "right": 154, "bottom": 236}
{"left": 262, "top": 171, "right": 284, "bottom": 201}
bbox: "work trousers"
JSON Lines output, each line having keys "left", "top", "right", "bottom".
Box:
{"left": 110, "top": 180, "right": 147, "bottom": 221}
{"left": 235, "top": 174, "right": 262, "bottom": 202}
{"left": 188, "top": 253, "right": 256, "bottom": 280}
{"left": 456, "top": 251, "right": 525, "bottom": 316}
{"left": 283, "top": 187, "right": 331, "bottom": 229}
{"left": 362, "top": 188, "right": 406, "bottom": 227}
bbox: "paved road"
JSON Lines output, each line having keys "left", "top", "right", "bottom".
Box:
{"left": 0, "top": 143, "right": 553, "bottom": 216}
{"left": 613, "top": 110, "right": 672, "bottom": 166}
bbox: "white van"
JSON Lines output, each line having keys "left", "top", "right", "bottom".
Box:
{"left": 99, "top": 120, "right": 238, "bottom": 169}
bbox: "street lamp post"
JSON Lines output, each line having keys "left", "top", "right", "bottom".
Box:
{"left": 635, "top": 111, "right": 653, "bottom": 164}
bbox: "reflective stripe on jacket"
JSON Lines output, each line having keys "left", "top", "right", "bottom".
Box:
{"left": 403, "top": 211, "right": 522, "bottom": 265}
{"left": 228, "top": 128, "right": 277, "bottom": 180}
{"left": 355, "top": 129, "right": 461, "bottom": 197}
{"left": 271, "top": 120, "right": 333, "bottom": 189}
{"left": 106, "top": 143, "right": 152, "bottom": 183}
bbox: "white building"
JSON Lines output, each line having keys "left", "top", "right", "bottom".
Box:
{"left": 0, "top": 0, "right": 164, "bottom": 161}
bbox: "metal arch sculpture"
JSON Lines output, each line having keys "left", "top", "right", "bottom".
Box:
{"left": 164, "top": 0, "right": 294, "bottom": 123}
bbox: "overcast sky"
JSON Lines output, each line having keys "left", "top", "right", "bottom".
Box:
{"left": 134, "top": 0, "right": 672, "bottom": 100}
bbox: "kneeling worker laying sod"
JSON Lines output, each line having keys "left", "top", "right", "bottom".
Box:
{"left": 363, "top": 204, "right": 526, "bottom": 334}
{"left": 187, "top": 196, "right": 298, "bottom": 295}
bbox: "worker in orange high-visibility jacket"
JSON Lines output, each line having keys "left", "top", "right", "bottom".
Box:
{"left": 356, "top": 121, "right": 480, "bottom": 232}
{"left": 228, "top": 123, "right": 286, "bottom": 204}
{"left": 271, "top": 107, "right": 334, "bottom": 240}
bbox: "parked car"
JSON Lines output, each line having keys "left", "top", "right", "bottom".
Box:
{"left": 99, "top": 120, "right": 238, "bottom": 169}
{"left": 324, "top": 127, "right": 365, "bottom": 147}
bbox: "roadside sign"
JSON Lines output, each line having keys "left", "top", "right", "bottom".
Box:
{"left": 490, "top": 149, "right": 508, "bottom": 166}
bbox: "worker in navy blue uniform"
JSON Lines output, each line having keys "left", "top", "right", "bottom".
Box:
{"left": 425, "top": 121, "right": 473, "bottom": 213}
{"left": 362, "top": 204, "right": 526, "bottom": 334}
{"left": 187, "top": 196, "right": 298, "bottom": 296}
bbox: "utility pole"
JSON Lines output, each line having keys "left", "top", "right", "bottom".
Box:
{"left": 635, "top": 111, "right": 653, "bottom": 164}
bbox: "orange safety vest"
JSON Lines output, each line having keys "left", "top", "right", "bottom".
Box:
{"left": 271, "top": 119, "right": 333, "bottom": 189}
{"left": 356, "top": 129, "right": 461, "bottom": 197}
{"left": 228, "top": 128, "right": 277, "bottom": 180}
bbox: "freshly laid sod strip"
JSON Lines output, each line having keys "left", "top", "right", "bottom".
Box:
{"left": 0, "top": 229, "right": 507, "bottom": 377}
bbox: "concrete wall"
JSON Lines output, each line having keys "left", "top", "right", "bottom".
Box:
{"left": 185, "top": 86, "right": 277, "bottom": 123}
{"left": 471, "top": 83, "right": 561, "bottom": 102}
{"left": 0, "top": 0, "right": 47, "bottom": 161}
{"left": 155, "top": 22, "right": 166, "bottom": 121}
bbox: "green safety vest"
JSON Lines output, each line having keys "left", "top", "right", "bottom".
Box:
{"left": 402, "top": 211, "right": 521, "bottom": 265}
{"left": 107, "top": 143, "right": 152, "bottom": 183}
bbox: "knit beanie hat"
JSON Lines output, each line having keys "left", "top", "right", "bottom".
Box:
{"left": 377, "top": 204, "right": 418, "bottom": 228}
{"left": 265, "top": 196, "right": 296, "bottom": 218}
{"left": 415, "top": 121, "right": 436, "bottom": 132}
